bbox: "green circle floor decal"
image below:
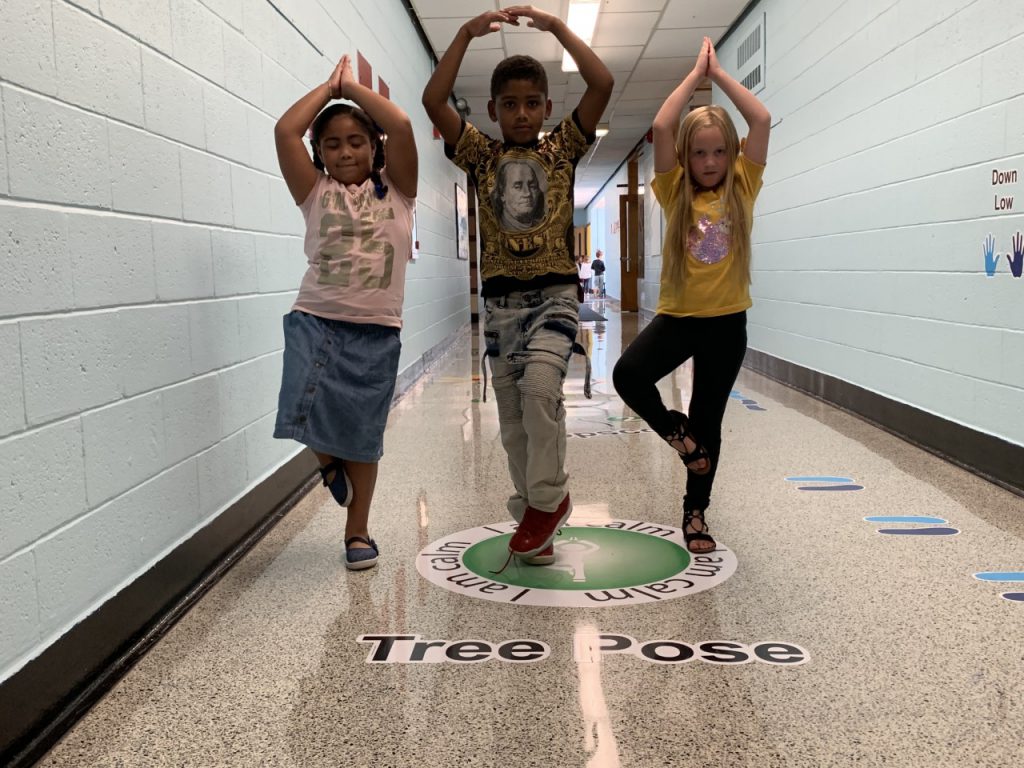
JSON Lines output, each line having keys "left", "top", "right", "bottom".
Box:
{"left": 417, "top": 518, "right": 737, "bottom": 607}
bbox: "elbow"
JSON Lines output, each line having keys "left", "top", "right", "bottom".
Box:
{"left": 394, "top": 114, "right": 415, "bottom": 141}
{"left": 651, "top": 117, "right": 674, "bottom": 136}
{"left": 421, "top": 89, "right": 442, "bottom": 113}
{"left": 274, "top": 118, "right": 293, "bottom": 140}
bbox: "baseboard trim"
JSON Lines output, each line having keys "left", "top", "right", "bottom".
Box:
{"left": 744, "top": 348, "right": 1024, "bottom": 497}
{"left": 0, "top": 324, "right": 469, "bottom": 768}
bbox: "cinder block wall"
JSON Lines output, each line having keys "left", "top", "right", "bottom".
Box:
{"left": 710, "top": 0, "right": 1024, "bottom": 446}
{"left": 0, "top": 0, "right": 468, "bottom": 682}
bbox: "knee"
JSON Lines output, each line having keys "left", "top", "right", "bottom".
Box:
{"left": 492, "top": 378, "right": 523, "bottom": 420}
{"left": 611, "top": 358, "right": 633, "bottom": 397}
{"left": 519, "top": 362, "right": 563, "bottom": 402}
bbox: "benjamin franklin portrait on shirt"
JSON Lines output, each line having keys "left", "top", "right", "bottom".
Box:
{"left": 491, "top": 157, "right": 548, "bottom": 232}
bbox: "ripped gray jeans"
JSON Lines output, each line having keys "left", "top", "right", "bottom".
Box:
{"left": 483, "top": 284, "right": 579, "bottom": 520}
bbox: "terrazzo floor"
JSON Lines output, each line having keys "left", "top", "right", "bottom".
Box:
{"left": 37, "top": 300, "right": 1024, "bottom": 767}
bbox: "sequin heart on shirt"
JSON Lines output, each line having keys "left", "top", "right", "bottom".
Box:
{"left": 688, "top": 214, "right": 732, "bottom": 264}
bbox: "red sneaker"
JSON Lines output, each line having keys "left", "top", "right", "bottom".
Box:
{"left": 510, "top": 494, "right": 572, "bottom": 558}
{"left": 524, "top": 543, "right": 555, "bottom": 565}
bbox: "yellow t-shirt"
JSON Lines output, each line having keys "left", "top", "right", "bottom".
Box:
{"left": 651, "top": 153, "right": 764, "bottom": 317}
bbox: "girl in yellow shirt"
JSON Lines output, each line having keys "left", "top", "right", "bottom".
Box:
{"left": 612, "top": 37, "right": 771, "bottom": 554}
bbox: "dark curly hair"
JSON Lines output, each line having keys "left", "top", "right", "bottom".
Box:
{"left": 490, "top": 55, "right": 548, "bottom": 99}
{"left": 309, "top": 104, "right": 387, "bottom": 199}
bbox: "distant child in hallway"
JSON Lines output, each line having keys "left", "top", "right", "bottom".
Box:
{"left": 422, "top": 6, "right": 613, "bottom": 564}
{"left": 592, "top": 249, "right": 606, "bottom": 296}
{"left": 578, "top": 254, "right": 593, "bottom": 296}
{"left": 273, "top": 54, "right": 417, "bottom": 570}
{"left": 613, "top": 37, "right": 771, "bottom": 554}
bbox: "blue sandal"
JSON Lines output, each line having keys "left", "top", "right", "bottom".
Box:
{"left": 345, "top": 536, "right": 379, "bottom": 570}
{"left": 320, "top": 460, "right": 353, "bottom": 507}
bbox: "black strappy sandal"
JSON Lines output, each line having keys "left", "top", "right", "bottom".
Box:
{"left": 662, "top": 410, "right": 711, "bottom": 475}
{"left": 682, "top": 509, "right": 716, "bottom": 554}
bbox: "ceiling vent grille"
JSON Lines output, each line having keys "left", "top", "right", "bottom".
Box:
{"left": 733, "top": 12, "right": 766, "bottom": 95}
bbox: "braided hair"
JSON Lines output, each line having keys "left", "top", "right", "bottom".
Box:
{"left": 309, "top": 104, "right": 388, "bottom": 199}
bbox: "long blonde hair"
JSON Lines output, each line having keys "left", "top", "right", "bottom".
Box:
{"left": 662, "top": 105, "right": 750, "bottom": 286}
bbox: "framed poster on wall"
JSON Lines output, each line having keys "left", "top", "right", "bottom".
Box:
{"left": 455, "top": 182, "right": 469, "bottom": 260}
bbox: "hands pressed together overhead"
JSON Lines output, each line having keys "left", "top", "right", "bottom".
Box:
{"left": 328, "top": 54, "right": 357, "bottom": 99}
{"left": 464, "top": 5, "right": 560, "bottom": 38}
{"left": 694, "top": 36, "right": 724, "bottom": 80}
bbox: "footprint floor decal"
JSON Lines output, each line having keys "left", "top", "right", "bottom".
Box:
{"left": 785, "top": 476, "right": 864, "bottom": 492}
{"left": 863, "top": 515, "right": 959, "bottom": 536}
{"left": 973, "top": 572, "right": 1024, "bottom": 603}
{"left": 730, "top": 389, "right": 767, "bottom": 412}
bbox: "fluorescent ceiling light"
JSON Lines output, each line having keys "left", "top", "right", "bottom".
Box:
{"left": 539, "top": 125, "right": 607, "bottom": 140}
{"left": 561, "top": 1, "right": 601, "bottom": 72}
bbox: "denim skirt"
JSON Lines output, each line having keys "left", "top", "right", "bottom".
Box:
{"left": 274, "top": 310, "right": 401, "bottom": 462}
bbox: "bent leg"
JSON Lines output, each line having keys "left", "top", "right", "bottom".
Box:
{"left": 612, "top": 314, "right": 696, "bottom": 436}
{"left": 315, "top": 452, "right": 378, "bottom": 549}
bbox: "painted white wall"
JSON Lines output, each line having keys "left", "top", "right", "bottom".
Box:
{"left": 714, "top": 0, "right": 1023, "bottom": 447}
{"left": 0, "top": 0, "right": 468, "bottom": 682}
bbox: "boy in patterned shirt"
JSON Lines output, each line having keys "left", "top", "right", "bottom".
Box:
{"left": 423, "top": 5, "right": 613, "bottom": 563}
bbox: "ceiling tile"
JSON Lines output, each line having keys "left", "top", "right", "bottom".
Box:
{"left": 616, "top": 79, "right": 676, "bottom": 100}
{"left": 645, "top": 27, "right": 720, "bottom": 58}
{"left": 426, "top": 18, "right": 502, "bottom": 49}
{"left": 589, "top": 45, "right": 644, "bottom": 72}
{"left": 539, "top": 61, "right": 570, "bottom": 87}
{"left": 453, "top": 75, "right": 492, "bottom": 97}
{"left": 504, "top": 34, "right": 561, "bottom": 62}
{"left": 592, "top": 12, "right": 660, "bottom": 48}
{"left": 410, "top": 0, "right": 499, "bottom": 19}
{"left": 612, "top": 98, "right": 667, "bottom": 116}
{"left": 456, "top": 47, "right": 507, "bottom": 72}
{"left": 610, "top": 114, "right": 655, "bottom": 131}
{"left": 661, "top": 0, "right": 749, "bottom": 29}
{"left": 631, "top": 56, "right": 697, "bottom": 81}
{"left": 598, "top": 0, "right": 667, "bottom": 12}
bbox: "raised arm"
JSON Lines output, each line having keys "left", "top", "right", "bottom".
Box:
{"left": 651, "top": 40, "right": 709, "bottom": 174}
{"left": 422, "top": 11, "right": 514, "bottom": 144}
{"left": 504, "top": 5, "right": 614, "bottom": 135}
{"left": 707, "top": 38, "right": 771, "bottom": 165}
{"left": 274, "top": 67, "right": 336, "bottom": 205}
{"left": 333, "top": 55, "right": 418, "bottom": 199}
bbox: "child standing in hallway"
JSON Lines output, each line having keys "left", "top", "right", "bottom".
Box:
{"left": 578, "top": 254, "right": 594, "bottom": 296}
{"left": 273, "top": 54, "right": 417, "bottom": 570}
{"left": 592, "top": 250, "right": 606, "bottom": 296}
{"left": 613, "top": 37, "right": 770, "bottom": 554}
{"left": 422, "top": 6, "right": 613, "bottom": 563}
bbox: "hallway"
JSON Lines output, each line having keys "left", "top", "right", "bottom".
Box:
{"left": 35, "top": 301, "right": 1024, "bottom": 767}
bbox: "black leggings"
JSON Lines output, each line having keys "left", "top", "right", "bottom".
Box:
{"left": 612, "top": 311, "right": 747, "bottom": 512}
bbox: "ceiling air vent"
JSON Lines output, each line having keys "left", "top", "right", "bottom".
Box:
{"left": 733, "top": 11, "right": 766, "bottom": 95}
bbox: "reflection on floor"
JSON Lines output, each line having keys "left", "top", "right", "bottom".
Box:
{"left": 39, "top": 299, "right": 1024, "bottom": 767}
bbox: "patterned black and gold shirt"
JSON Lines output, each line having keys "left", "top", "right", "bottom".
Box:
{"left": 446, "top": 112, "right": 593, "bottom": 297}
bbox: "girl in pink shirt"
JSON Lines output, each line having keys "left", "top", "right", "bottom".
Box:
{"left": 273, "top": 54, "right": 417, "bottom": 570}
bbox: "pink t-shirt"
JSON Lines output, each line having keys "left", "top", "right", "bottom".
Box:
{"left": 293, "top": 169, "right": 414, "bottom": 328}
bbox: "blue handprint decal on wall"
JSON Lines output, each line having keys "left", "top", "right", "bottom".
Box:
{"left": 1008, "top": 231, "right": 1023, "bottom": 278}
{"left": 983, "top": 234, "right": 999, "bottom": 277}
